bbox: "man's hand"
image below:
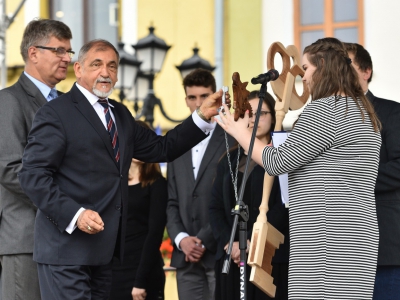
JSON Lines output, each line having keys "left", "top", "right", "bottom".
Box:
{"left": 132, "top": 287, "right": 147, "bottom": 300}
{"left": 77, "top": 209, "right": 104, "bottom": 234}
{"left": 180, "top": 236, "right": 206, "bottom": 263}
{"left": 199, "top": 89, "right": 231, "bottom": 120}
{"left": 224, "top": 240, "right": 250, "bottom": 266}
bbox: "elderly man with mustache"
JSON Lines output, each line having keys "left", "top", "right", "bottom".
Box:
{"left": 18, "top": 39, "right": 228, "bottom": 300}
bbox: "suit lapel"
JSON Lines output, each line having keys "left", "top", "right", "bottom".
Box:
{"left": 18, "top": 73, "right": 48, "bottom": 108}
{"left": 70, "top": 85, "right": 118, "bottom": 169}
{"left": 194, "top": 125, "right": 225, "bottom": 187}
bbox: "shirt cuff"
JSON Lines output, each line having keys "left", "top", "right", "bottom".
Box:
{"left": 175, "top": 232, "right": 189, "bottom": 251}
{"left": 65, "top": 207, "right": 85, "bottom": 234}
{"left": 192, "top": 111, "right": 216, "bottom": 135}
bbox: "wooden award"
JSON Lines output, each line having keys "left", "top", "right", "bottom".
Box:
{"left": 232, "top": 72, "right": 253, "bottom": 121}
{"left": 247, "top": 42, "right": 309, "bottom": 297}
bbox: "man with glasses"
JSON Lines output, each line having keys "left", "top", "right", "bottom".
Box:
{"left": 0, "top": 19, "right": 72, "bottom": 300}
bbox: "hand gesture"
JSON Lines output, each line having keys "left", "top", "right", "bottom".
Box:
{"left": 180, "top": 236, "right": 206, "bottom": 263}
{"left": 132, "top": 287, "right": 147, "bottom": 300}
{"left": 77, "top": 209, "right": 104, "bottom": 234}
{"left": 198, "top": 89, "right": 231, "bottom": 120}
{"left": 216, "top": 104, "right": 250, "bottom": 140}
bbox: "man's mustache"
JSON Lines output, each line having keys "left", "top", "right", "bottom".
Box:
{"left": 96, "top": 77, "right": 112, "bottom": 84}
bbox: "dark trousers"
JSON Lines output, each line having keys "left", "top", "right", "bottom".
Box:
{"left": 37, "top": 261, "right": 112, "bottom": 300}
{"left": 373, "top": 266, "right": 400, "bottom": 300}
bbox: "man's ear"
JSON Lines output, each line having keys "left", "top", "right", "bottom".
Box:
{"left": 363, "top": 68, "right": 372, "bottom": 82}
{"left": 28, "top": 46, "right": 39, "bottom": 64}
{"left": 74, "top": 62, "right": 82, "bottom": 79}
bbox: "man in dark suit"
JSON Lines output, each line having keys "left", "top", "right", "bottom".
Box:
{"left": 0, "top": 19, "right": 73, "bottom": 300}
{"left": 345, "top": 43, "right": 400, "bottom": 299}
{"left": 167, "top": 69, "right": 233, "bottom": 299}
{"left": 18, "top": 40, "right": 226, "bottom": 300}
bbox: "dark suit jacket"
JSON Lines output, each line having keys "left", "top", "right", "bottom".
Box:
{"left": 0, "top": 73, "right": 62, "bottom": 255}
{"left": 209, "top": 148, "right": 289, "bottom": 263}
{"left": 166, "top": 124, "right": 233, "bottom": 269}
{"left": 18, "top": 83, "right": 207, "bottom": 266}
{"left": 367, "top": 90, "right": 400, "bottom": 265}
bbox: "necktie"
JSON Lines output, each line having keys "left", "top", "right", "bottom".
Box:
{"left": 47, "top": 88, "right": 58, "bottom": 101}
{"left": 98, "top": 99, "right": 120, "bottom": 168}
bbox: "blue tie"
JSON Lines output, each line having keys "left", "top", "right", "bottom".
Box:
{"left": 98, "top": 99, "right": 120, "bottom": 168}
{"left": 47, "top": 89, "right": 58, "bottom": 101}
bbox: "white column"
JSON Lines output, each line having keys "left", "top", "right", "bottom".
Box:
{"left": 24, "top": 0, "right": 40, "bottom": 25}
{"left": 121, "top": 0, "right": 137, "bottom": 55}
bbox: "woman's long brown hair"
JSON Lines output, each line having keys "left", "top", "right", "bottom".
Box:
{"left": 303, "top": 37, "right": 381, "bottom": 132}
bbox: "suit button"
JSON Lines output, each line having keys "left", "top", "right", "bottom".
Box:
{"left": 120, "top": 175, "right": 123, "bottom": 178}
{"left": 115, "top": 205, "right": 121, "bottom": 210}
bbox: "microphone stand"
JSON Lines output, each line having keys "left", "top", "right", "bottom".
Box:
{"left": 222, "top": 83, "right": 268, "bottom": 300}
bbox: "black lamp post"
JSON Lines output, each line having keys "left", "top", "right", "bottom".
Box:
{"left": 131, "top": 26, "right": 185, "bottom": 128}
{"left": 115, "top": 42, "right": 141, "bottom": 102}
{"left": 176, "top": 46, "right": 216, "bottom": 79}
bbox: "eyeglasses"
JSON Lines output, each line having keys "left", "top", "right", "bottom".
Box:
{"left": 251, "top": 110, "right": 271, "bottom": 119}
{"left": 35, "top": 46, "right": 75, "bottom": 58}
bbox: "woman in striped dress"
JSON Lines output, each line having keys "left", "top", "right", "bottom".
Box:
{"left": 217, "top": 37, "right": 381, "bottom": 299}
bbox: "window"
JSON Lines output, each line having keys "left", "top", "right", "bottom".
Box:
{"left": 50, "top": 0, "right": 119, "bottom": 57}
{"left": 294, "top": 0, "right": 364, "bottom": 52}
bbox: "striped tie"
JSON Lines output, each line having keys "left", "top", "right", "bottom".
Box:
{"left": 98, "top": 99, "right": 120, "bottom": 168}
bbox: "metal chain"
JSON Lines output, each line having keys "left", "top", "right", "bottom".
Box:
{"left": 224, "top": 131, "right": 240, "bottom": 202}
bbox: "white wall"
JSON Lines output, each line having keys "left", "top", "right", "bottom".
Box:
{"left": 262, "top": 0, "right": 304, "bottom": 130}
{"left": 24, "top": 0, "right": 40, "bottom": 24}
{"left": 364, "top": 0, "right": 400, "bottom": 102}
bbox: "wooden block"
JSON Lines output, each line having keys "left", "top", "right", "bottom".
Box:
{"left": 248, "top": 222, "right": 268, "bottom": 267}
{"left": 250, "top": 265, "right": 276, "bottom": 297}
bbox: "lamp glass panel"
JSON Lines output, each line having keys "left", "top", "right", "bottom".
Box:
{"left": 115, "top": 63, "right": 138, "bottom": 89}
{"left": 136, "top": 48, "right": 152, "bottom": 73}
{"left": 152, "top": 48, "right": 167, "bottom": 73}
{"left": 180, "top": 69, "right": 195, "bottom": 80}
{"left": 132, "top": 76, "right": 150, "bottom": 100}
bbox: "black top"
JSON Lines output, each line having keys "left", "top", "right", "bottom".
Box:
{"left": 111, "top": 175, "right": 167, "bottom": 297}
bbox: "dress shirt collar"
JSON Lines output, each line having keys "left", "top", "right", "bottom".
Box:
{"left": 24, "top": 71, "right": 55, "bottom": 100}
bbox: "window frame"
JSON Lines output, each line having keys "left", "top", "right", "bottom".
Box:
{"left": 294, "top": 0, "right": 364, "bottom": 51}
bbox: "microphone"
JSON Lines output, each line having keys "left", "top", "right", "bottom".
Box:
{"left": 251, "top": 69, "right": 279, "bottom": 85}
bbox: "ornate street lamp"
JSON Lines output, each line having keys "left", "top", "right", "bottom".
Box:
{"left": 114, "top": 42, "right": 141, "bottom": 102}
{"left": 132, "top": 25, "right": 184, "bottom": 128}
{"left": 176, "top": 46, "right": 216, "bottom": 79}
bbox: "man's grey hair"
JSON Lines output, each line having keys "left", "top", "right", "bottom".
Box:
{"left": 20, "top": 19, "right": 72, "bottom": 62}
{"left": 77, "top": 39, "right": 120, "bottom": 64}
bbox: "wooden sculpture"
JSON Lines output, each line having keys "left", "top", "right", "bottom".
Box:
{"left": 232, "top": 72, "right": 253, "bottom": 121}
{"left": 248, "top": 42, "right": 309, "bottom": 297}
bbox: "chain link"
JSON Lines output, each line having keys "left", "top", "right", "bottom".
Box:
{"left": 224, "top": 131, "right": 240, "bottom": 202}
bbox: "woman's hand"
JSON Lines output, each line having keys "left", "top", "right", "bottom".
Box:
{"left": 215, "top": 104, "right": 250, "bottom": 141}
{"left": 132, "top": 287, "right": 147, "bottom": 300}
